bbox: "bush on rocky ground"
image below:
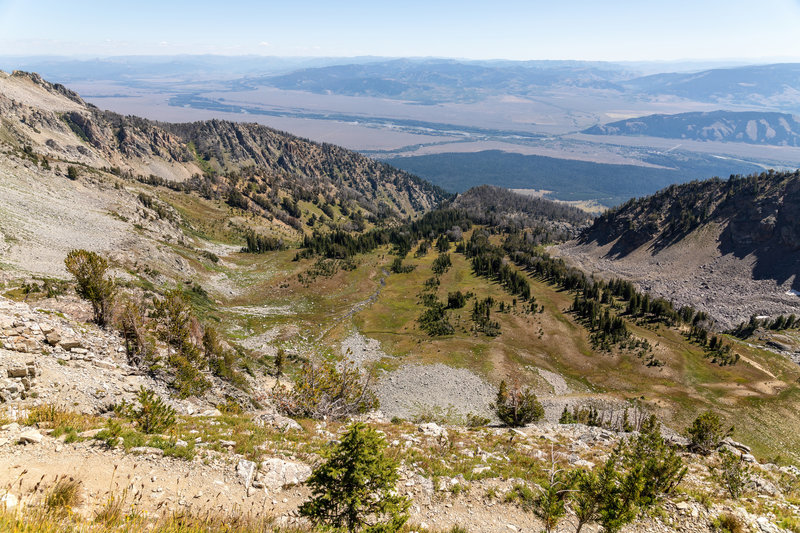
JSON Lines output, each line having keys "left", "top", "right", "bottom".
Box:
{"left": 686, "top": 411, "right": 733, "bottom": 455}
{"left": 115, "top": 387, "right": 176, "bottom": 434}
{"left": 714, "top": 449, "right": 752, "bottom": 499}
{"left": 492, "top": 380, "right": 544, "bottom": 427}
{"left": 271, "top": 360, "right": 378, "bottom": 420}
{"left": 64, "top": 249, "right": 116, "bottom": 327}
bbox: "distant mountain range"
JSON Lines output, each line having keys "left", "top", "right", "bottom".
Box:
{"left": 252, "top": 58, "right": 632, "bottom": 103}
{"left": 621, "top": 63, "right": 800, "bottom": 109}
{"left": 3, "top": 55, "right": 800, "bottom": 111}
{"left": 584, "top": 110, "right": 800, "bottom": 146}
{"left": 252, "top": 60, "right": 800, "bottom": 110}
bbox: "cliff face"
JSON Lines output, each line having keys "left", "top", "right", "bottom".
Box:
{"left": 582, "top": 170, "right": 800, "bottom": 258}
{"left": 0, "top": 70, "right": 447, "bottom": 219}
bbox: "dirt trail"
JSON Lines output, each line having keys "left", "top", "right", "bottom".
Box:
{"left": 317, "top": 269, "right": 389, "bottom": 341}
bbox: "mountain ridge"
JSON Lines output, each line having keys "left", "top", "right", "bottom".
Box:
{"left": 1, "top": 69, "right": 448, "bottom": 220}
{"left": 559, "top": 170, "right": 800, "bottom": 328}
{"left": 584, "top": 110, "right": 800, "bottom": 146}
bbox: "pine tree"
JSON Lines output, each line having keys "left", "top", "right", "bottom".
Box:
{"left": 299, "top": 423, "right": 410, "bottom": 532}
{"left": 493, "top": 380, "right": 544, "bottom": 427}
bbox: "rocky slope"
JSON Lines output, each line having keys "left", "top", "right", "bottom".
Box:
{"left": 559, "top": 170, "right": 800, "bottom": 328}
{"left": 2, "top": 293, "right": 798, "bottom": 532}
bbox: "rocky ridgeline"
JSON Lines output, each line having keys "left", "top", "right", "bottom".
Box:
{"left": 580, "top": 170, "right": 800, "bottom": 257}
{"left": 0, "top": 70, "right": 447, "bottom": 221}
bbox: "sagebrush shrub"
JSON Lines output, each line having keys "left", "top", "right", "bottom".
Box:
{"left": 271, "top": 361, "right": 378, "bottom": 420}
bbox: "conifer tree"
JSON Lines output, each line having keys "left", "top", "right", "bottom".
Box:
{"left": 300, "top": 423, "right": 410, "bottom": 532}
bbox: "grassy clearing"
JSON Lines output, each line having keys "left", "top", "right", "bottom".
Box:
{"left": 24, "top": 405, "right": 105, "bottom": 443}
{"left": 338, "top": 242, "right": 800, "bottom": 463}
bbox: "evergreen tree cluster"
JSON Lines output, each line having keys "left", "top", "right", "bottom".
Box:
{"left": 559, "top": 404, "right": 649, "bottom": 433}
{"left": 729, "top": 313, "right": 800, "bottom": 338}
{"left": 471, "top": 297, "right": 501, "bottom": 337}
{"left": 502, "top": 232, "right": 734, "bottom": 363}
{"left": 417, "top": 300, "right": 453, "bottom": 337}
{"left": 446, "top": 290, "right": 468, "bottom": 309}
{"left": 493, "top": 380, "right": 544, "bottom": 427}
{"left": 688, "top": 326, "right": 739, "bottom": 366}
{"left": 301, "top": 209, "right": 472, "bottom": 260}
{"left": 431, "top": 253, "right": 452, "bottom": 275}
{"left": 242, "top": 230, "right": 285, "bottom": 253}
{"left": 416, "top": 271, "right": 454, "bottom": 337}
{"left": 571, "top": 296, "right": 629, "bottom": 349}
{"left": 389, "top": 257, "right": 415, "bottom": 274}
{"left": 465, "top": 231, "right": 532, "bottom": 300}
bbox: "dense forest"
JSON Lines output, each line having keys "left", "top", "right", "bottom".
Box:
{"left": 387, "top": 150, "right": 764, "bottom": 204}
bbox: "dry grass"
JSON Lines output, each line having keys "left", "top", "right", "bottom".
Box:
{"left": 0, "top": 504, "right": 472, "bottom": 533}
{"left": 0, "top": 507, "right": 290, "bottom": 533}
{"left": 712, "top": 512, "right": 746, "bottom": 533}
{"left": 44, "top": 476, "right": 82, "bottom": 513}
{"left": 24, "top": 404, "right": 102, "bottom": 434}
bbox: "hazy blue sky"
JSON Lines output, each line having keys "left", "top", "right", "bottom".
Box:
{"left": 2, "top": 0, "right": 800, "bottom": 61}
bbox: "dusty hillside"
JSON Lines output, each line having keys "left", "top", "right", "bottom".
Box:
{"left": 2, "top": 293, "right": 799, "bottom": 532}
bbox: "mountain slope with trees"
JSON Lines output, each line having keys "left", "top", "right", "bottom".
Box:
{"left": 0, "top": 70, "right": 447, "bottom": 222}
{"left": 560, "top": 169, "right": 800, "bottom": 328}
{"left": 2, "top": 71, "right": 800, "bottom": 533}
